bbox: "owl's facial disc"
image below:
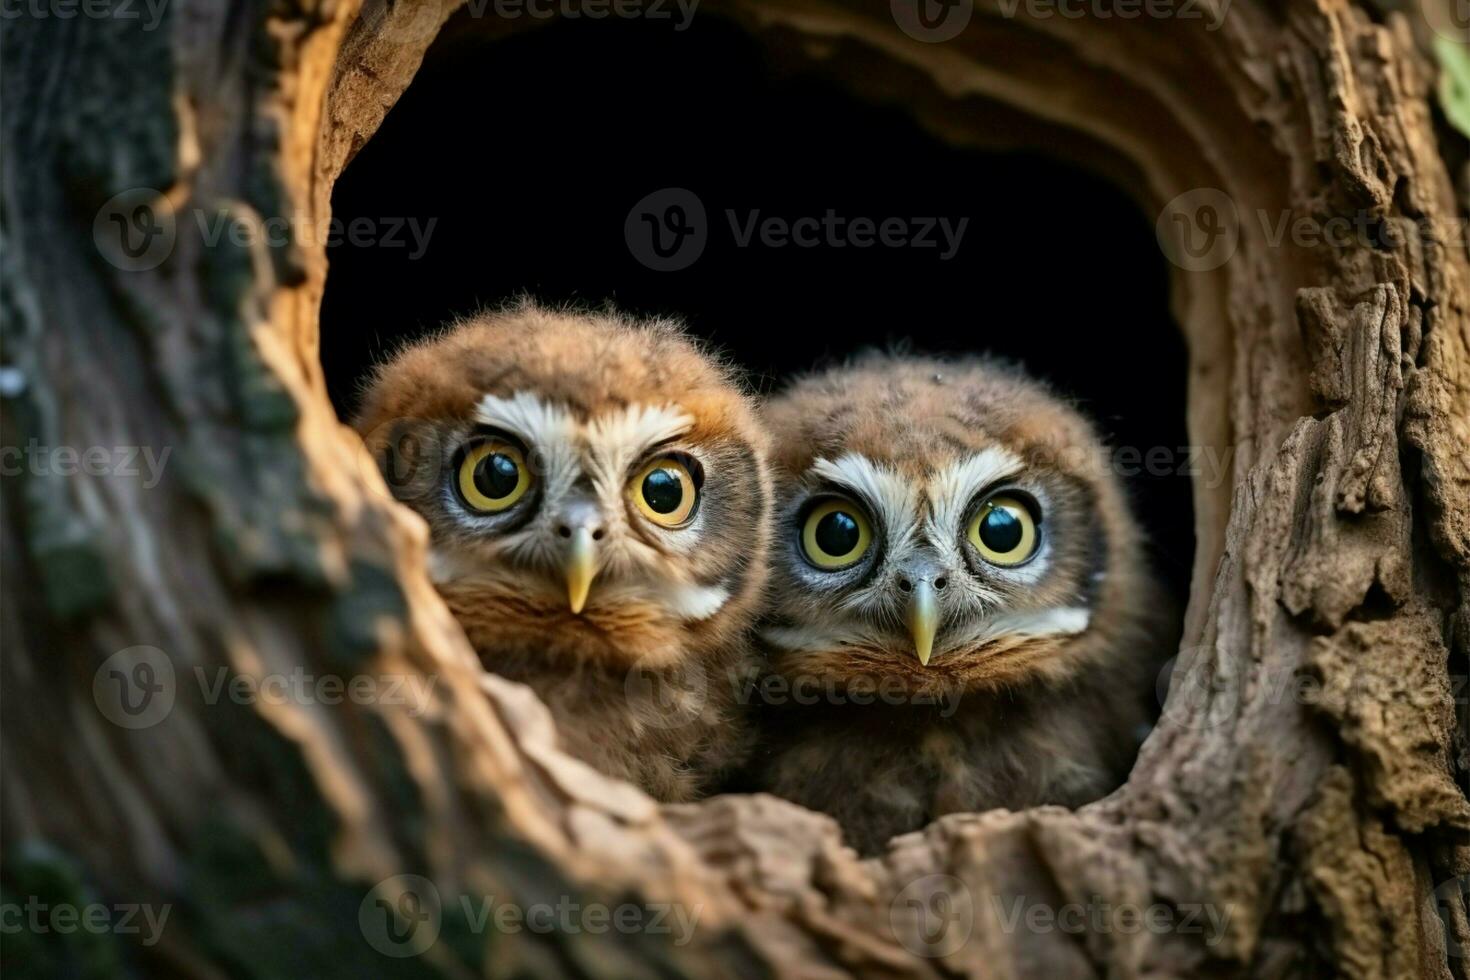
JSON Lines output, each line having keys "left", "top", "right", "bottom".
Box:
{"left": 434, "top": 393, "right": 725, "bottom": 625}
{"left": 779, "top": 452, "right": 1078, "bottom": 673}
{"left": 356, "top": 310, "right": 774, "bottom": 673}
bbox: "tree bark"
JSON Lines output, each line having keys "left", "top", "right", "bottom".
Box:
{"left": 3, "top": 0, "right": 1468, "bottom": 977}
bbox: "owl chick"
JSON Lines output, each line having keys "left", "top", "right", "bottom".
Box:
{"left": 354, "top": 301, "right": 771, "bottom": 802}
{"left": 752, "top": 355, "right": 1174, "bottom": 854}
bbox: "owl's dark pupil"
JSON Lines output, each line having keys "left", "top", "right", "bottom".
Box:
{"left": 979, "top": 505, "right": 1023, "bottom": 552}
{"left": 642, "top": 468, "right": 683, "bottom": 514}
{"left": 475, "top": 453, "right": 520, "bottom": 499}
{"left": 815, "top": 511, "right": 860, "bottom": 556}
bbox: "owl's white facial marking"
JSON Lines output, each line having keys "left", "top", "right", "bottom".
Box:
{"left": 473, "top": 390, "right": 580, "bottom": 449}
{"left": 924, "top": 447, "right": 1023, "bottom": 539}
{"left": 601, "top": 580, "right": 732, "bottom": 621}
{"left": 760, "top": 605, "right": 1090, "bottom": 654}
{"left": 584, "top": 403, "right": 695, "bottom": 488}
{"left": 937, "top": 605, "right": 1090, "bottom": 648}
{"left": 810, "top": 454, "right": 921, "bottom": 558}
{"left": 444, "top": 393, "right": 724, "bottom": 620}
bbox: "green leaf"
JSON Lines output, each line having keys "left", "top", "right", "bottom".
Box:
{"left": 1435, "top": 36, "right": 1470, "bottom": 140}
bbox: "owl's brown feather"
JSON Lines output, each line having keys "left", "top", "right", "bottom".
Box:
{"left": 355, "top": 300, "right": 772, "bottom": 801}
{"left": 751, "top": 355, "right": 1175, "bottom": 853}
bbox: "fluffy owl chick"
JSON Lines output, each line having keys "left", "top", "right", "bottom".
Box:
{"left": 354, "top": 301, "right": 772, "bottom": 802}
{"left": 753, "top": 355, "right": 1174, "bottom": 853}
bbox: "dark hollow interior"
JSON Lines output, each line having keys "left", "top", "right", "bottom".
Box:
{"left": 322, "top": 14, "right": 1195, "bottom": 609}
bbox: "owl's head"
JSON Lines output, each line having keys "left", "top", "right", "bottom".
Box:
{"left": 354, "top": 301, "right": 771, "bottom": 669}
{"left": 761, "top": 355, "right": 1153, "bottom": 695}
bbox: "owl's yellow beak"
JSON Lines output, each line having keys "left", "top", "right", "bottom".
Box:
{"left": 564, "top": 526, "right": 597, "bottom": 615}
{"left": 906, "top": 581, "right": 938, "bottom": 667}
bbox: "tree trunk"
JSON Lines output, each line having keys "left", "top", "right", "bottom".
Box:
{"left": 3, "top": 0, "right": 1468, "bottom": 976}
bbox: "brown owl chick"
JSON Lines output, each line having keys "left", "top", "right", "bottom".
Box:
{"left": 354, "top": 301, "right": 772, "bottom": 802}
{"left": 752, "top": 355, "right": 1174, "bottom": 854}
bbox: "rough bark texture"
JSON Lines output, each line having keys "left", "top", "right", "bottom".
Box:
{"left": 3, "top": 0, "right": 1469, "bottom": 977}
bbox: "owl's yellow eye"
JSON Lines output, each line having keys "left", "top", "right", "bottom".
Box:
{"left": 968, "top": 495, "right": 1039, "bottom": 566}
{"left": 630, "top": 456, "right": 699, "bottom": 527}
{"left": 801, "top": 499, "right": 873, "bottom": 570}
{"left": 457, "top": 441, "right": 531, "bottom": 512}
